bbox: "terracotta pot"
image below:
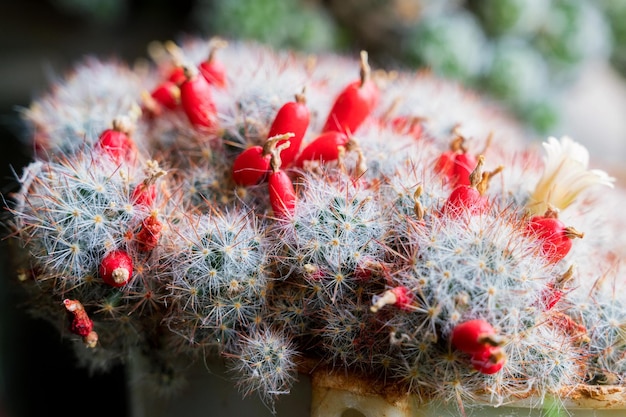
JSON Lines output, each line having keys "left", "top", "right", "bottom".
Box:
{"left": 310, "top": 369, "right": 626, "bottom": 417}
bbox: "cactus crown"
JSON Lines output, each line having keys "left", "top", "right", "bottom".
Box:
{"left": 3, "top": 37, "right": 624, "bottom": 414}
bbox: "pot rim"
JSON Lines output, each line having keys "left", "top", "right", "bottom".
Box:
{"left": 310, "top": 367, "right": 626, "bottom": 410}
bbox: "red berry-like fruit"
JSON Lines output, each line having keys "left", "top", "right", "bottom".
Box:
{"left": 322, "top": 50, "right": 379, "bottom": 135}
{"left": 525, "top": 208, "right": 584, "bottom": 264}
{"left": 443, "top": 184, "right": 489, "bottom": 217}
{"left": 131, "top": 182, "right": 157, "bottom": 207}
{"left": 470, "top": 346, "right": 506, "bottom": 374}
{"left": 452, "top": 153, "right": 478, "bottom": 187}
{"left": 268, "top": 147, "right": 296, "bottom": 218}
{"left": 160, "top": 41, "right": 190, "bottom": 85}
{"left": 167, "top": 66, "right": 186, "bottom": 85}
{"left": 179, "top": 66, "right": 217, "bottom": 129}
{"left": 542, "top": 283, "right": 564, "bottom": 310}
{"left": 150, "top": 81, "right": 180, "bottom": 110}
{"left": 99, "top": 249, "right": 134, "bottom": 287}
{"left": 267, "top": 92, "right": 310, "bottom": 167}
{"left": 232, "top": 133, "right": 294, "bottom": 186}
{"left": 199, "top": 59, "right": 227, "bottom": 88}
{"left": 294, "top": 131, "right": 349, "bottom": 168}
{"left": 96, "top": 117, "right": 136, "bottom": 163}
{"left": 269, "top": 169, "right": 296, "bottom": 218}
{"left": 434, "top": 136, "right": 477, "bottom": 187}
{"left": 442, "top": 155, "right": 501, "bottom": 217}
{"left": 198, "top": 39, "right": 228, "bottom": 88}
{"left": 434, "top": 151, "right": 456, "bottom": 179}
{"left": 131, "top": 160, "right": 166, "bottom": 206}
{"left": 451, "top": 319, "right": 500, "bottom": 354}
{"left": 232, "top": 146, "right": 271, "bottom": 186}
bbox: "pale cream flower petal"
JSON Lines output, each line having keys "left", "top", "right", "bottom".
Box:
{"left": 527, "top": 136, "right": 615, "bottom": 215}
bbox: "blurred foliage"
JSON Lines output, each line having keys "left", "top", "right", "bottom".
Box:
{"left": 49, "top": 0, "right": 127, "bottom": 23}
{"left": 42, "top": 0, "right": 626, "bottom": 134}
{"left": 192, "top": 0, "right": 347, "bottom": 52}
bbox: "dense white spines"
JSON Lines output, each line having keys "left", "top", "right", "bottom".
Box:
{"left": 164, "top": 209, "right": 268, "bottom": 349}
{"left": 229, "top": 328, "right": 299, "bottom": 409}
{"left": 6, "top": 38, "right": 626, "bottom": 411}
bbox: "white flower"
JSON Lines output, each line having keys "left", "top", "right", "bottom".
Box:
{"left": 527, "top": 136, "right": 615, "bottom": 215}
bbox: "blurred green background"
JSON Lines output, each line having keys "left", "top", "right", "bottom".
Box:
{"left": 2, "top": 1, "right": 626, "bottom": 416}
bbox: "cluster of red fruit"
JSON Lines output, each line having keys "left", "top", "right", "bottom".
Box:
{"left": 64, "top": 47, "right": 380, "bottom": 341}
{"left": 434, "top": 135, "right": 583, "bottom": 265}
{"left": 149, "top": 44, "right": 380, "bottom": 219}
{"left": 74, "top": 42, "right": 587, "bottom": 380}
{"left": 230, "top": 50, "right": 379, "bottom": 218}
{"left": 430, "top": 136, "right": 584, "bottom": 374}
{"left": 90, "top": 124, "right": 163, "bottom": 291}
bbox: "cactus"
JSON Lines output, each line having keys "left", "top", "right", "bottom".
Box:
{"left": 3, "top": 37, "right": 626, "bottom": 415}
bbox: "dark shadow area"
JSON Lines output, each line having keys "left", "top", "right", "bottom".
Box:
{"left": 0, "top": 1, "right": 199, "bottom": 416}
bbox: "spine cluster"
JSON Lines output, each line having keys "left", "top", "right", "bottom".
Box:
{"left": 4, "top": 37, "right": 626, "bottom": 413}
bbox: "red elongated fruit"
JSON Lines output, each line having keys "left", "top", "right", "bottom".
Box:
{"left": 434, "top": 150, "right": 456, "bottom": 179}
{"left": 525, "top": 208, "right": 583, "bottom": 264}
{"left": 442, "top": 155, "right": 502, "bottom": 217}
{"left": 294, "top": 131, "right": 349, "bottom": 168}
{"left": 167, "top": 66, "right": 186, "bottom": 85}
{"left": 451, "top": 319, "right": 503, "bottom": 354}
{"left": 268, "top": 169, "right": 296, "bottom": 218}
{"left": 161, "top": 41, "right": 190, "bottom": 85}
{"left": 135, "top": 214, "right": 163, "bottom": 252}
{"left": 96, "top": 117, "right": 136, "bottom": 163}
{"left": 435, "top": 151, "right": 456, "bottom": 179}
{"left": 179, "top": 66, "right": 217, "bottom": 129}
{"left": 232, "top": 146, "right": 270, "bottom": 186}
{"left": 268, "top": 145, "right": 296, "bottom": 218}
{"left": 434, "top": 136, "right": 477, "bottom": 187}
{"left": 452, "top": 153, "right": 478, "bottom": 187}
{"left": 199, "top": 59, "right": 227, "bottom": 88}
{"left": 99, "top": 249, "right": 134, "bottom": 287}
{"left": 370, "top": 286, "right": 414, "bottom": 312}
{"left": 322, "top": 50, "right": 380, "bottom": 135}
{"left": 232, "top": 133, "right": 294, "bottom": 186}
{"left": 267, "top": 92, "right": 310, "bottom": 167}
{"left": 131, "top": 160, "right": 167, "bottom": 206}
{"left": 470, "top": 346, "right": 506, "bottom": 374}
{"left": 131, "top": 182, "right": 157, "bottom": 207}
{"left": 150, "top": 80, "right": 180, "bottom": 110}
{"left": 443, "top": 184, "right": 488, "bottom": 217}
{"left": 199, "top": 38, "right": 228, "bottom": 88}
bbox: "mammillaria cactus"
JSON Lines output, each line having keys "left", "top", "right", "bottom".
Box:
{"left": 4, "top": 36, "right": 626, "bottom": 416}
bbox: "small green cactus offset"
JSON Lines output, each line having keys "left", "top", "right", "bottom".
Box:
{"left": 4, "top": 37, "right": 625, "bottom": 415}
